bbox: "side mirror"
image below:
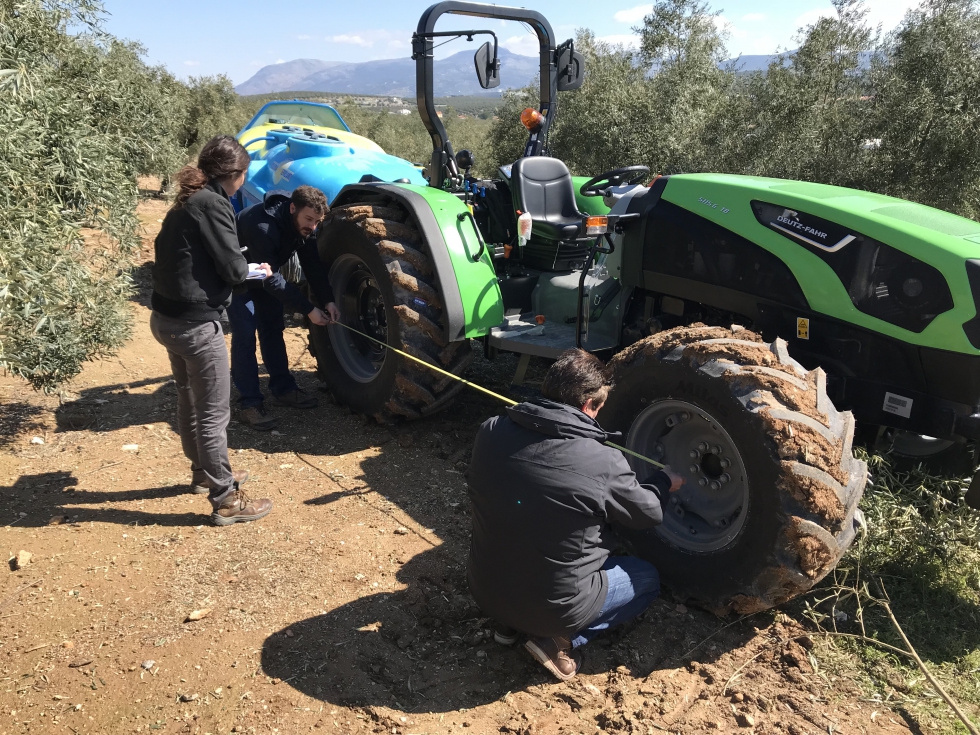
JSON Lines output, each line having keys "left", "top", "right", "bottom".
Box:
{"left": 556, "top": 48, "right": 585, "bottom": 91}
{"left": 474, "top": 41, "right": 500, "bottom": 90}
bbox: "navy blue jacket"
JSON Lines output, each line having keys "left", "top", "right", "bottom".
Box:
{"left": 466, "top": 399, "right": 669, "bottom": 638}
{"left": 235, "top": 195, "right": 333, "bottom": 315}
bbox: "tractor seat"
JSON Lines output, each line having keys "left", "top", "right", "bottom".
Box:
{"left": 512, "top": 157, "right": 587, "bottom": 242}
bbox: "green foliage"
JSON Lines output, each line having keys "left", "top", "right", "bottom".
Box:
{"left": 802, "top": 451, "right": 980, "bottom": 729}
{"left": 0, "top": 0, "right": 249, "bottom": 391}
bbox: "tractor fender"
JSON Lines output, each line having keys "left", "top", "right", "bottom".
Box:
{"left": 331, "top": 182, "right": 504, "bottom": 343}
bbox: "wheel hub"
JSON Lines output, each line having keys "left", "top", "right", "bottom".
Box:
{"left": 328, "top": 255, "right": 388, "bottom": 383}
{"left": 626, "top": 399, "right": 749, "bottom": 552}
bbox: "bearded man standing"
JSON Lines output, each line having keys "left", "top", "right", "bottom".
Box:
{"left": 230, "top": 185, "right": 340, "bottom": 430}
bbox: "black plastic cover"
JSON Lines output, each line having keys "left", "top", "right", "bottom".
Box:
{"left": 643, "top": 201, "right": 809, "bottom": 309}
{"left": 963, "top": 259, "right": 980, "bottom": 349}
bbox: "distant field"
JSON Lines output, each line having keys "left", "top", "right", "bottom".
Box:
{"left": 239, "top": 91, "right": 505, "bottom": 118}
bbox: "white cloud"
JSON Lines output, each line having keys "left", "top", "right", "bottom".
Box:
{"left": 598, "top": 34, "right": 640, "bottom": 49}
{"left": 183, "top": 60, "right": 200, "bottom": 67}
{"left": 614, "top": 4, "right": 653, "bottom": 24}
{"left": 327, "top": 29, "right": 410, "bottom": 54}
{"left": 794, "top": 1, "right": 919, "bottom": 34}
{"left": 500, "top": 33, "right": 541, "bottom": 57}
{"left": 331, "top": 33, "right": 372, "bottom": 47}
{"left": 742, "top": 12, "right": 766, "bottom": 22}
{"left": 296, "top": 34, "right": 313, "bottom": 41}
{"left": 274, "top": 59, "right": 285, "bottom": 64}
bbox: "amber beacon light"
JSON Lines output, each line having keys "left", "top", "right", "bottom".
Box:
{"left": 520, "top": 107, "right": 544, "bottom": 131}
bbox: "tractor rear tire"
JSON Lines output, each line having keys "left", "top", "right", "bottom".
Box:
{"left": 599, "top": 325, "right": 867, "bottom": 615}
{"left": 308, "top": 203, "right": 474, "bottom": 422}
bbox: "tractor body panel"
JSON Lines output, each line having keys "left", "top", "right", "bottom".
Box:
{"left": 651, "top": 174, "right": 980, "bottom": 353}
{"left": 332, "top": 183, "right": 504, "bottom": 342}
{"left": 623, "top": 173, "right": 980, "bottom": 443}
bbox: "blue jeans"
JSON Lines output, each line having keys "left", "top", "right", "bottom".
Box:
{"left": 227, "top": 289, "right": 299, "bottom": 409}
{"left": 571, "top": 556, "right": 660, "bottom": 649}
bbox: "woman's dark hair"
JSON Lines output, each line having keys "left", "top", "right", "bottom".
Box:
{"left": 172, "top": 135, "right": 250, "bottom": 209}
{"left": 541, "top": 348, "right": 613, "bottom": 409}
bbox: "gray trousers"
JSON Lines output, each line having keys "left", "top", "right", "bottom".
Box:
{"left": 150, "top": 312, "right": 235, "bottom": 500}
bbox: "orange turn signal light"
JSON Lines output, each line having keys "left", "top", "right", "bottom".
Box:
{"left": 585, "top": 216, "right": 608, "bottom": 235}
{"left": 520, "top": 107, "right": 544, "bottom": 131}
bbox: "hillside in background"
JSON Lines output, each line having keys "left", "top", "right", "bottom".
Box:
{"left": 235, "top": 47, "right": 538, "bottom": 97}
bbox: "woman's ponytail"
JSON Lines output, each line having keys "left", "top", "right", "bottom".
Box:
{"left": 171, "top": 135, "right": 251, "bottom": 209}
{"left": 173, "top": 165, "right": 209, "bottom": 209}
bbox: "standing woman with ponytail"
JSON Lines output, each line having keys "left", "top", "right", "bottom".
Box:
{"left": 151, "top": 135, "right": 274, "bottom": 526}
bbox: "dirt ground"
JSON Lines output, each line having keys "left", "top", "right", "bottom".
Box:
{"left": 0, "top": 199, "right": 920, "bottom": 735}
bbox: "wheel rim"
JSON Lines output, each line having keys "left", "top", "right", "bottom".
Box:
{"left": 327, "top": 254, "right": 388, "bottom": 383}
{"left": 626, "top": 399, "right": 749, "bottom": 553}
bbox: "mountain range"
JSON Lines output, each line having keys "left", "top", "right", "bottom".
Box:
{"left": 236, "top": 49, "right": 871, "bottom": 97}
{"left": 236, "top": 47, "right": 539, "bottom": 97}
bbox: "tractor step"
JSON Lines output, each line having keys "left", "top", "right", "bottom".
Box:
{"left": 488, "top": 314, "right": 617, "bottom": 361}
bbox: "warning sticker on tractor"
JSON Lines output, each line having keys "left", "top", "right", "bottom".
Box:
{"left": 796, "top": 317, "right": 810, "bottom": 340}
{"left": 883, "top": 392, "right": 913, "bottom": 419}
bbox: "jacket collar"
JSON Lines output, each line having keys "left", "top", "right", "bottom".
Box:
{"left": 206, "top": 180, "right": 229, "bottom": 199}
{"left": 505, "top": 398, "right": 621, "bottom": 442}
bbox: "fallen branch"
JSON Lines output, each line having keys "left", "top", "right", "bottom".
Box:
{"left": 0, "top": 578, "right": 42, "bottom": 612}
{"left": 878, "top": 580, "right": 980, "bottom": 735}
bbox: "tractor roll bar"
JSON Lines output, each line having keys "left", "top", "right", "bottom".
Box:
{"left": 413, "top": 1, "right": 559, "bottom": 187}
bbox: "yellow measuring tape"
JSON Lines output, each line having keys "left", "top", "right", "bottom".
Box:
{"left": 331, "top": 321, "right": 664, "bottom": 470}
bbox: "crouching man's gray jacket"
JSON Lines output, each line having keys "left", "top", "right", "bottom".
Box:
{"left": 466, "top": 398, "right": 669, "bottom": 638}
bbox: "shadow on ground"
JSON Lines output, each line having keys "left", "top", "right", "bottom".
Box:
{"left": 1, "top": 470, "right": 203, "bottom": 528}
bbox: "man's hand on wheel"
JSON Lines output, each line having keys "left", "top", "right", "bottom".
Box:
{"left": 324, "top": 302, "right": 340, "bottom": 324}
{"left": 662, "top": 466, "right": 685, "bottom": 492}
{"left": 307, "top": 307, "right": 330, "bottom": 327}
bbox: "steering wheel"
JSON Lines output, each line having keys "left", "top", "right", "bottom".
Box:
{"left": 580, "top": 166, "right": 651, "bottom": 196}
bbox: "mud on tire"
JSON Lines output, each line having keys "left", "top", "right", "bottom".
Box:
{"left": 599, "top": 325, "right": 867, "bottom": 615}
{"left": 308, "top": 203, "right": 474, "bottom": 422}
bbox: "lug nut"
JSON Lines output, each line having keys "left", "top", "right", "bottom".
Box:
{"left": 720, "top": 458, "right": 731, "bottom": 468}
{"left": 720, "top": 473, "right": 731, "bottom": 484}
{"left": 698, "top": 478, "right": 707, "bottom": 487}
{"left": 689, "top": 450, "right": 700, "bottom": 459}
{"left": 698, "top": 442, "right": 708, "bottom": 452}
{"left": 709, "top": 481, "right": 721, "bottom": 490}
{"left": 689, "top": 465, "right": 699, "bottom": 474}
{"left": 713, "top": 445, "right": 723, "bottom": 455}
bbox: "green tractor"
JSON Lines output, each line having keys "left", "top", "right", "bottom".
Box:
{"left": 308, "top": 1, "right": 980, "bottom": 614}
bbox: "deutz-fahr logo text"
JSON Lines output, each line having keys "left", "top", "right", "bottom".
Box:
{"left": 751, "top": 202, "right": 857, "bottom": 253}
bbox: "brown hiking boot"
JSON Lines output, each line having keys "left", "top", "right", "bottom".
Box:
{"left": 524, "top": 636, "right": 581, "bottom": 681}
{"left": 238, "top": 405, "right": 277, "bottom": 431}
{"left": 210, "top": 487, "right": 272, "bottom": 527}
{"left": 273, "top": 389, "right": 318, "bottom": 409}
{"left": 191, "top": 469, "right": 249, "bottom": 495}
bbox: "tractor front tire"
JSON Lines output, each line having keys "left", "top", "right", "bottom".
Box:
{"left": 308, "top": 203, "right": 474, "bottom": 422}
{"left": 600, "top": 326, "right": 867, "bottom": 615}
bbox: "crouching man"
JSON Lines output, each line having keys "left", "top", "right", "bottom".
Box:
{"left": 466, "top": 349, "right": 682, "bottom": 680}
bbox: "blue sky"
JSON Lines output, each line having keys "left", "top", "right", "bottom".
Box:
{"left": 100, "top": 0, "right": 920, "bottom": 84}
